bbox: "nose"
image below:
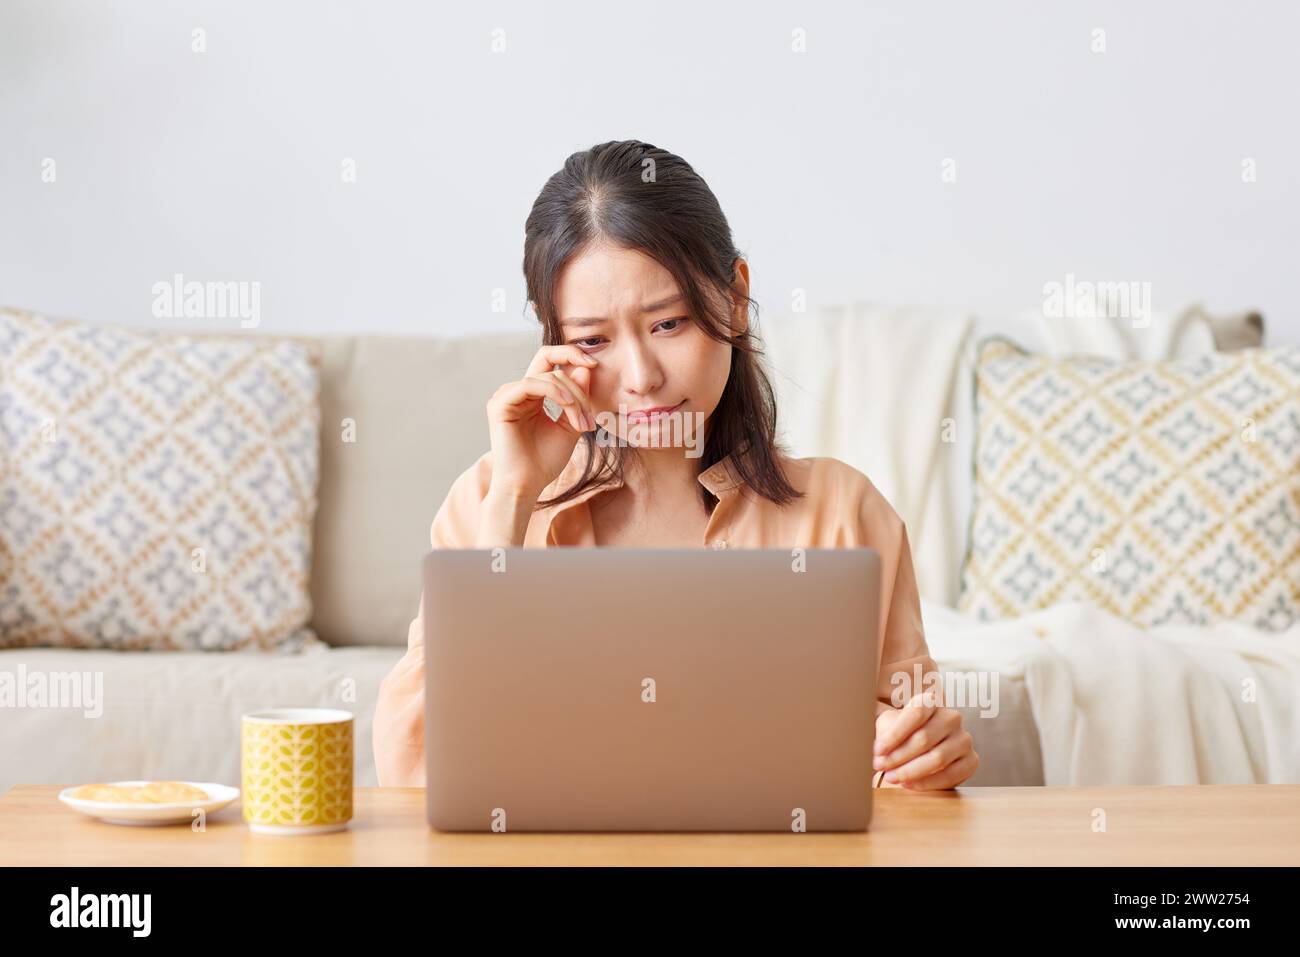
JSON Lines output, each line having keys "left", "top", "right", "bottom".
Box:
{"left": 621, "top": 335, "right": 664, "bottom": 398}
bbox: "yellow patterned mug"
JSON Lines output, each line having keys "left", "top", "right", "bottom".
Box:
{"left": 241, "top": 708, "right": 354, "bottom": 835}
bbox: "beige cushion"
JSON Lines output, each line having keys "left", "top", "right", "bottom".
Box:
{"left": 958, "top": 338, "right": 1300, "bottom": 629}
{"left": 0, "top": 308, "right": 321, "bottom": 651}
{"left": 0, "top": 645, "right": 403, "bottom": 793}
{"left": 760, "top": 303, "right": 1264, "bottom": 609}
{"left": 309, "top": 331, "right": 538, "bottom": 646}
{"left": 0, "top": 636, "right": 1044, "bottom": 791}
{"left": 1201, "top": 306, "right": 1265, "bottom": 351}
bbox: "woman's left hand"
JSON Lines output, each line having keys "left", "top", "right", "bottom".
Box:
{"left": 874, "top": 692, "right": 979, "bottom": 790}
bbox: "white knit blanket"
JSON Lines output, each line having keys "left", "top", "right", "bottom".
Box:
{"left": 922, "top": 597, "right": 1300, "bottom": 785}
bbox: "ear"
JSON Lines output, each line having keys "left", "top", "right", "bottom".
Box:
{"left": 730, "top": 257, "right": 750, "bottom": 336}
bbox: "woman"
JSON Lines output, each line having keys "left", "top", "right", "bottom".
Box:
{"left": 374, "top": 140, "right": 978, "bottom": 791}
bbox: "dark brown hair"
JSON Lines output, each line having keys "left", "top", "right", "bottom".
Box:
{"left": 523, "top": 139, "right": 802, "bottom": 513}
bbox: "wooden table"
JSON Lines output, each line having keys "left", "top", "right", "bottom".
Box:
{"left": 3, "top": 784, "right": 1297, "bottom": 866}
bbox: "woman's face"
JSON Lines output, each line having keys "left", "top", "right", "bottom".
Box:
{"left": 547, "top": 242, "right": 746, "bottom": 452}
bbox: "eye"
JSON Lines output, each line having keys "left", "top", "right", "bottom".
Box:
{"left": 654, "top": 316, "right": 689, "bottom": 333}
{"left": 570, "top": 336, "right": 606, "bottom": 349}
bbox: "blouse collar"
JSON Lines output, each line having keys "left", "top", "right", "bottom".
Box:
{"left": 540, "top": 441, "right": 748, "bottom": 513}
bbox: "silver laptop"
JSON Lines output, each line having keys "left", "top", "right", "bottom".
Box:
{"left": 423, "top": 547, "right": 880, "bottom": 832}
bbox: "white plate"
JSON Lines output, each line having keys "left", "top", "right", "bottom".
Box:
{"left": 58, "top": 781, "right": 240, "bottom": 826}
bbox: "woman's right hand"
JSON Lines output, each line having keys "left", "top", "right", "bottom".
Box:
{"left": 484, "top": 344, "right": 600, "bottom": 501}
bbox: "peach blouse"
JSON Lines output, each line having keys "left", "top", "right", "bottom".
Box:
{"left": 373, "top": 443, "right": 940, "bottom": 787}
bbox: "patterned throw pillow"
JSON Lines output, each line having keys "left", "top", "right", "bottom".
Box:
{"left": 0, "top": 308, "right": 321, "bottom": 650}
{"left": 958, "top": 336, "right": 1300, "bottom": 630}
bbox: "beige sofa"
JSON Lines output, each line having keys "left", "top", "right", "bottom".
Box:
{"left": 0, "top": 304, "right": 1259, "bottom": 794}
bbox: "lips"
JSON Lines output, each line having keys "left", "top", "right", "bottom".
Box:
{"left": 626, "top": 400, "right": 684, "bottom": 422}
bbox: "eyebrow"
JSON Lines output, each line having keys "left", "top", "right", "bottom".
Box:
{"left": 560, "top": 293, "right": 684, "bottom": 328}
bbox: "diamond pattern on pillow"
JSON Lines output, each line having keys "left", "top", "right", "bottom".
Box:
{"left": 0, "top": 307, "right": 321, "bottom": 650}
{"left": 957, "top": 336, "right": 1300, "bottom": 631}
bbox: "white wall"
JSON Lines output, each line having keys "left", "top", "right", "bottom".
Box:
{"left": 2, "top": 0, "right": 1296, "bottom": 344}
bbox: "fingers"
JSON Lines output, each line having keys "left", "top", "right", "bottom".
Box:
{"left": 874, "top": 690, "right": 940, "bottom": 756}
{"left": 492, "top": 376, "right": 584, "bottom": 433}
{"left": 874, "top": 706, "right": 962, "bottom": 772}
{"left": 539, "top": 374, "right": 589, "bottom": 433}
{"left": 548, "top": 368, "right": 595, "bottom": 431}
{"left": 883, "top": 729, "right": 974, "bottom": 787}
{"left": 900, "top": 749, "right": 980, "bottom": 791}
{"left": 518, "top": 345, "right": 599, "bottom": 433}
{"left": 526, "top": 345, "right": 599, "bottom": 379}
